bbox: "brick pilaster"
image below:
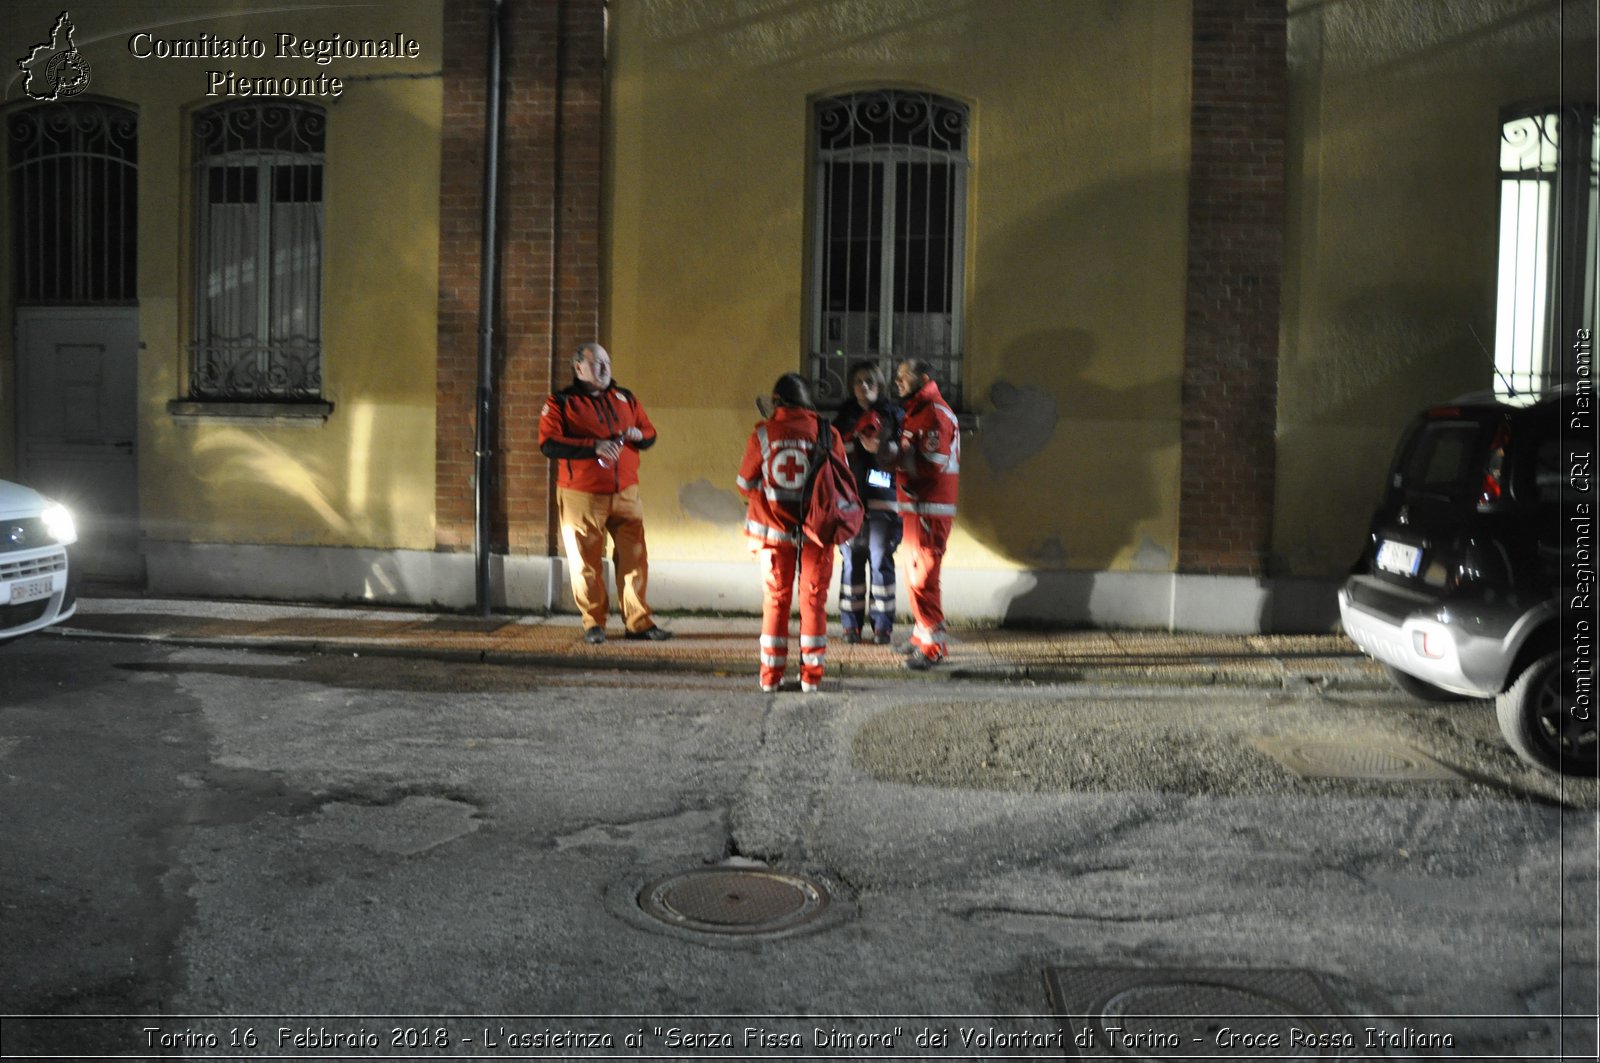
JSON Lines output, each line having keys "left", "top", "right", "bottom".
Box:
{"left": 1177, "top": 0, "right": 1286, "bottom": 576}
{"left": 436, "top": 0, "right": 605, "bottom": 557}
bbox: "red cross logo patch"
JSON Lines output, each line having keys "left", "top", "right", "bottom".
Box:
{"left": 767, "top": 446, "right": 810, "bottom": 490}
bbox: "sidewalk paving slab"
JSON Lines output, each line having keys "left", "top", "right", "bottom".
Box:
{"left": 50, "top": 595, "right": 1391, "bottom": 691}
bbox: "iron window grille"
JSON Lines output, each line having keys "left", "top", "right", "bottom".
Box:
{"left": 188, "top": 101, "right": 325, "bottom": 401}
{"left": 1494, "top": 103, "right": 1598, "bottom": 402}
{"left": 809, "top": 90, "right": 969, "bottom": 409}
{"left": 8, "top": 100, "right": 137, "bottom": 304}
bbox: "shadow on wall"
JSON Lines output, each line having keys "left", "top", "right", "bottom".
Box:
{"left": 957, "top": 162, "right": 1188, "bottom": 625}
{"left": 678, "top": 477, "right": 746, "bottom": 529}
{"left": 961, "top": 328, "right": 1177, "bottom": 627}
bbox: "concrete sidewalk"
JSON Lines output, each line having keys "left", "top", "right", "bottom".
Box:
{"left": 50, "top": 594, "right": 1389, "bottom": 691}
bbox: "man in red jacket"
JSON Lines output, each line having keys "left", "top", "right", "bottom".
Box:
{"left": 538, "top": 343, "right": 672, "bottom": 644}
{"left": 893, "top": 359, "right": 960, "bottom": 669}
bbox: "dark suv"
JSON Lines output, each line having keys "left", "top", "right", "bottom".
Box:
{"left": 1338, "top": 392, "right": 1594, "bottom": 776}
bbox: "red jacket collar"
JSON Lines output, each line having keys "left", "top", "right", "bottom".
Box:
{"left": 904, "top": 378, "right": 942, "bottom": 410}
{"left": 770, "top": 405, "right": 818, "bottom": 425}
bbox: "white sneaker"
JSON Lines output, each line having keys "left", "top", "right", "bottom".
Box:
{"left": 761, "top": 683, "right": 778, "bottom": 693}
{"left": 801, "top": 681, "right": 820, "bottom": 693}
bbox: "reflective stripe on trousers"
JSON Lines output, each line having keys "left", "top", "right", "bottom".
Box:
{"left": 838, "top": 516, "right": 900, "bottom": 636}
{"left": 759, "top": 539, "right": 834, "bottom": 688}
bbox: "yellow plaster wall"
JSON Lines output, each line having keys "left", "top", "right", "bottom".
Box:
{"left": 1277, "top": 0, "right": 1594, "bottom": 577}
{"left": 605, "top": 0, "right": 1191, "bottom": 572}
{"left": 3, "top": 1, "right": 442, "bottom": 549}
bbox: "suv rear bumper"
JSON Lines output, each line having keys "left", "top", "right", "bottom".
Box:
{"left": 1337, "top": 575, "right": 1523, "bottom": 698}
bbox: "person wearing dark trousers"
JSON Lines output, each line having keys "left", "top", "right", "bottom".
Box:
{"left": 830, "top": 361, "right": 903, "bottom": 645}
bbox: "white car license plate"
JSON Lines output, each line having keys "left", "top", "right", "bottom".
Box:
{"left": 8, "top": 575, "right": 53, "bottom": 604}
{"left": 1375, "top": 539, "right": 1422, "bottom": 577}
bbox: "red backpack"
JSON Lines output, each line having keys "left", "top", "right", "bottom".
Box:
{"left": 802, "top": 422, "right": 865, "bottom": 547}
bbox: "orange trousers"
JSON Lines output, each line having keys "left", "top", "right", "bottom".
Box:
{"left": 759, "top": 539, "right": 835, "bottom": 690}
{"left": 902, "top": 513, "right": 951, "bottom": 661}
{"left": 558, "top": 484, "right": 654, "bottom": 633}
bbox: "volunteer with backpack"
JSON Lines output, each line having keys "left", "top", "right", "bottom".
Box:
{"left": 831, "top": 361, "right": 904, "bottom": 645}
{"left": 736, "top": 373, "right": 851, "bottom": 693}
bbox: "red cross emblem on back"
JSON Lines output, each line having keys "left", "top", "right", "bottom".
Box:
{"left": 769, "top": 446, "right": 809, "bottom": 490}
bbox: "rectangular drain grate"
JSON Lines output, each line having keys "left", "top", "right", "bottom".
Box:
{"left": 1045, "top": 965, "right": 1364, "bottom": 1058}
{"left": 1249, "top": 736, "right": 1463, "bottom": 781}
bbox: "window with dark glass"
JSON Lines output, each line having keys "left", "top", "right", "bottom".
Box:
{"left": 188, "top": 101, "right": 324, "bottom": 401}
{"left": 809, "top": 90, "right": 968, "bottom": 408}
{"left": 8, "top": 101, "right": 137, "bottom": 304}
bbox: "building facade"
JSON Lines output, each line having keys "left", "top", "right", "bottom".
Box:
{"left": 3, "top": 0, "right": 1593, "bottom": 632}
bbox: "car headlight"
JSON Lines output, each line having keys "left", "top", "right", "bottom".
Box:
{"left": 41, "top": 501, "right": 76, "bottom": 545}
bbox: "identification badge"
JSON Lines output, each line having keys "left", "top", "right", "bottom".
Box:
{"left": 867, "top": 468, "right": 892, "bottom": 489}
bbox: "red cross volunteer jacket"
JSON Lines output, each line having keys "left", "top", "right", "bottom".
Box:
{"left": 736, "top": 406, "right": 848, "bottom": 546}
{"left": 538, "top": 382, "right": 657, "bottom": 494}
{"left": 896, "top": 377, "right": 960, "bottom": 517}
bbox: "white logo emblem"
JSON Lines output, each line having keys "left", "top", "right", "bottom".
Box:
{"left": 18, "top": 12, "right": 92, "bottom": 101}
{"left": 766, "top": 445, "right": 810, "bottom": 490}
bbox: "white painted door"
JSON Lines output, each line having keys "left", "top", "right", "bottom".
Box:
{"left": 15, "top": 307, "right": 142, "bottom": 581}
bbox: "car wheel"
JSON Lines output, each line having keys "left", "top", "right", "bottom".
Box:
{"left": 1383, "top": 664, "right": 1467, "bottom": 702}
{"left": 1496, "top": 651, "right": 1598, "bottom": 777}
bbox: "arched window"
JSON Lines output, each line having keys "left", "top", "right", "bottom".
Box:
{"left": 1495, "top": 103, "right": 1597, "bottom": 401}
{"left": 188, "top": 100, "right": 325, "bottom": 401}
{"left": 8, "top": 100, "right": 137, "bottom": 303}
{"left": 809, "top": 90, "right": 968, "bottom": 408}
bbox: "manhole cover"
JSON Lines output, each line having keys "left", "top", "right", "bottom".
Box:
{"left": 638, "top": 867, "right": 829, "bottom": 935}
{"left": 1046, "top": 966, "right": 1360, "bottom": 1060}
{"left": 1250, "top": 737, "right": 1461, "bottom": 781}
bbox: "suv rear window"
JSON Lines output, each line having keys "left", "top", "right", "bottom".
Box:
{"left": 1396, "top": 420, "right": 1481, "bottom": 496}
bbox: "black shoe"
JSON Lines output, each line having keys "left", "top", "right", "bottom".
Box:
{"left": 624, "top": 625, "right": 673, "bottom": 641}
{"left": 903, "top": 652, "right": 939, "bottom": 671}
{"left": 844, "top": 630, "right": 862, "bottom": 645}
{"left": 872, "top": 631, "right": 891, "bottom": 645}
{"left": 583, "top": 626, "right": 606, "bottom": 645}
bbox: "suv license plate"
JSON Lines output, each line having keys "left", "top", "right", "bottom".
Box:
{"left": 1376, "top": 539, "right": 1422, "bottom": 577}
{"left": 8, "top": 575, "right": 53, "bottom": 604}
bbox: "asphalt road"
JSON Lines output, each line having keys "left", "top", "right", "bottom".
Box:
{"left": 1, "top": 637, "right": 1596, "bottom": 1061}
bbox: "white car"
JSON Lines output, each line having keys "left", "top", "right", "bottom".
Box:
{"left": 0, "top": 479, "right": 78, "bottom": 643}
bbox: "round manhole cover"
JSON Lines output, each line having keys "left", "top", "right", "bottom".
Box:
{"left": 1091, "top": 981, "right": 1324, "bottom": 1059}
{"left": 639, "top": 868, "right": 829, "bottom": 935}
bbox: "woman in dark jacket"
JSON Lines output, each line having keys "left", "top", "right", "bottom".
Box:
{"left": 830, "top": 361, "right": 904, "bottom": 644}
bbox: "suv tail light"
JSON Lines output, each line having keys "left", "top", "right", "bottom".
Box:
{"left": 1477, "top": 420, "right": 1512, "bottom": 510}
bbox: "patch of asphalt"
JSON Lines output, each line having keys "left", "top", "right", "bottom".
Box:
{"left": 850, "top": 693, "right": 1599, "bottom": 808}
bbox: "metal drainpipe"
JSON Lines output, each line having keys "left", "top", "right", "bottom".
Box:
{"left": 544, "top": 0, "right": 565, "bottom": 615}
{"left": 474, "top": 0, "right": 505, "bottom": 617}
